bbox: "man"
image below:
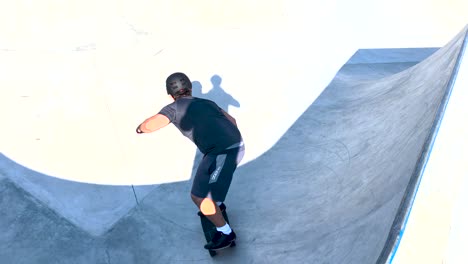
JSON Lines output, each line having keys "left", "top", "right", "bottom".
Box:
{"left": 136, "top": 72, "right": 245, "bottom": 250}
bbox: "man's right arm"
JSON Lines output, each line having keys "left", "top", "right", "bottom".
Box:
{"left": 136, "top": 114, "right": 170, "bottom": 133}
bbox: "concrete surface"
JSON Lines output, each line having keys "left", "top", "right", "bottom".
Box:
{"left": 2, "top": 1, "right": 467, "bottom": 187}
{"left": 1, "top": 26, "right": 466, "bottom": 264}
{"left": 392, "top": 28, "right": 468, "bottom": 264}
{"left": 0, "top": 153, "right": 154, "bottom": 236}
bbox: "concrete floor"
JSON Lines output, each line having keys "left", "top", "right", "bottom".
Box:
{"left": 1, "top": 27, "right": 466, "bottom": 264}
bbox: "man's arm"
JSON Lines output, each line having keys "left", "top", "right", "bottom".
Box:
{"left": 136, "top": 114, "right": 170, "bottom": 134}
{"left": 221, "top": 109, "right": 237, "bottom": 127}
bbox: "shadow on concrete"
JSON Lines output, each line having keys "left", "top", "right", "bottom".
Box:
{"left": 192, "top": 74, "right": 241, "bottom": 111}
{"left": 1, "top": 26, "right": 466, "bottom": 264}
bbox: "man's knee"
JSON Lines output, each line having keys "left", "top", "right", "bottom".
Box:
{"left": 201, "top": 197, "right": 217, "bottom": 215}
{"left": 191, "top": 193, "right": 216, "bottom": 216}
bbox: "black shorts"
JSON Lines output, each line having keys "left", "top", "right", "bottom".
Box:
{"left": 191, "top": 144, "right": 245, "bottom": 202}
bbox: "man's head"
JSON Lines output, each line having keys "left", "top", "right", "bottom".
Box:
{"left": 166, "top": 72, "right": 192, "bottom": 100}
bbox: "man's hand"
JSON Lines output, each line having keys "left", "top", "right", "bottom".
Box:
{"left": 136, "top": 125, "right": 144, "bottom": 134}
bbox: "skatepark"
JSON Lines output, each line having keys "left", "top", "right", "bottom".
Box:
{"left": 1, "top": 1, "right": 468, "bottom": 263}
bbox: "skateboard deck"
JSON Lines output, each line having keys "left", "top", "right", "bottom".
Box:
{"left": 198, "top": 208, "right": 235, "bottom": 257}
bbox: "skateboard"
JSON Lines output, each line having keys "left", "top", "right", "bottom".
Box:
{"left": 197, "top": 205, "right": 236, "bottom": 257}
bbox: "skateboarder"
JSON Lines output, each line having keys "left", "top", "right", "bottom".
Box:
{"left": 136, "top": 72, "right": 245, "bottom": 250}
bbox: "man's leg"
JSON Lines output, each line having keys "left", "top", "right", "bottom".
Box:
{"left": 192, "top": 193, "right": 235, "bottom": 250}
{"left": 192, "top": 146, "right": 244, "bottom": 249}
{"left": 191, "top": 154, "right": 227, "bottom": 227}
{"left": 191, "top": 194, "right": 226, "bottom": 227}
{"left": 193, "top": 146, "right": 244, "bottom": 228}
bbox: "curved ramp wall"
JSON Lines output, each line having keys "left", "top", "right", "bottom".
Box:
{"left": 0, "top": 26, "right": 467, "bottom": 264}
{"left": 388, "top": 26, "right": 468, "bottom": 264}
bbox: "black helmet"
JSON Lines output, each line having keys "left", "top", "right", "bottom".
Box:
{"left": 166, "top": 72, "right": 192, "bottom": 96}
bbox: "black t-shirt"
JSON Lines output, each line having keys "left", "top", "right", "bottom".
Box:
{"left": 158, "top": 96, "right": 242, "bottom": 154}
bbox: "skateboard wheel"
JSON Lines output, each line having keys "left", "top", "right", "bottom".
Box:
{"left": 209, "top": 250, "right": 217, "bottom": 257}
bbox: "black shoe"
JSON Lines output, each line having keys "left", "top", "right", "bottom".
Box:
{"left": 204, "top": 230, "right": 236, "bottom": 250}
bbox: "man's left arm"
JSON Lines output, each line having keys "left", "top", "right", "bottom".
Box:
{"left": 221, "top": 109, "right": 237, "bottom": 127}
{"left": 136, "top": 114, "right": 170, "bottom": 134}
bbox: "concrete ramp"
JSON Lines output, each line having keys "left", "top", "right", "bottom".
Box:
{"left": 1, "top": 27, "right": 467, "bottom": 264}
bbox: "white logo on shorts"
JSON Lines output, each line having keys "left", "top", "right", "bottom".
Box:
{"left": 210, "top": 167, "right": 222, "bottom": 183}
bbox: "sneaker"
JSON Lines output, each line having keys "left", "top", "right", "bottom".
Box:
{"left": 204, "top": 230, "right": 236, "bottom": 250}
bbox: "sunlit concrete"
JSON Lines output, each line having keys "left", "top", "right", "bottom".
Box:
{"left": 1, "top": 1, "right": 467, "bottom": 185}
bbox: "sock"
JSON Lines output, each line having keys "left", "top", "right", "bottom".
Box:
{"left": 216, "top": 223, "right": 232, "bottom": 235}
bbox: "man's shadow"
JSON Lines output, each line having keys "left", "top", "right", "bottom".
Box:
{"left": 192, "top": 75, "right": 240, "bottom": 111}
{"left": 189, "top": 74, "right": 241, "bottom": 179}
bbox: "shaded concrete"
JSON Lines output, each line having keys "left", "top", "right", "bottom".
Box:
{"left": 0, "top": 27, "right": 466, "bottom": 264}
{"left": 0, "top": 179, "right": 105, "bottom": 264}
{"left": 0, "top": 154, "right": 155, "bottom": 236}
